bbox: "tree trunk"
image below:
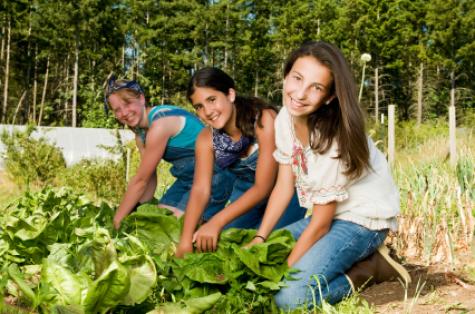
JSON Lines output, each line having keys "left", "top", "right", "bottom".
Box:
{"left": 12, "top": 90, "right": 27, "bottom": 125}
{"left": 1, "top": 24, "right": 4, "bottom": 61}
{"left": 32, "top": 44, "right": 38, "bottom": 123}
{"left": 254, "top": 70, "right": 259, "bottom": 97}
{"left": 416, "top": 62, "right": 424, "bottom": 125}
{"left": 38, "top": 55, "right": 50, "bottom": 126}
{"left": 450, "top": 70, "right": 455, "bottom": 107}
{"left": 224, "top": 5, "right": 229, "bottom": 70}
{"left": 204, "top": 23, "right": 209, "bottom": 65}
{"left": 162, "top": 59, "right": 166, "bottom": 104}
{"left": 449, "top": 70, "right": 456, "bottom": 166}
{"left": 64, "top": 54, "right": 70, "bottom": 124}
{"left": 24, "top": 12, "right": 32, "bottom": 124}
{"left": 2, "top": 19, "right": 10, "bottom": 122}
{"left": 72, "top": 39, "right": 79, "bottom": 127}
{"left": 134, "top": 43, "right": 139, "bottom": 79}
{"left": 374, "top": 67, "right": 379, "bottom": 123}
{"left": 121, "top": 44, "right": 125, "bottom": 71}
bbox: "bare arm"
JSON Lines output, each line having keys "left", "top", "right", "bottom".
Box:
{"left": 248, "top": 163, "right": 296, "bottom": 245}
{"left": 135, "top": 137, "right": 158, "bottom": 202}
{"left": 176, "top": 128, "right": 215, "bottom": 257}
{"left": 248, "top": 164, "right": 336, "bottom": 267}
{"left": 286, "top": 202, "right": 336, "bottom": 266}
{"left": 113, "top": 116, "right": 181, "bottom": 229}
{"left": 209, "top": 109, "right": 278, "bottom": 228}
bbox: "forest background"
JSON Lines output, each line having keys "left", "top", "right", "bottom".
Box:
{"left": 1, "top": 1, "right": 475, "bottom": 312}
{"left": 1, "top": 0, "right": 474, "bottom": 128}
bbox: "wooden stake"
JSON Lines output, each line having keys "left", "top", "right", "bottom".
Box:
{"left": 449, "top": 105, "right": 456, "bottom": 166}
{"left": 388, "top": 105, "right": 395, "bottom": 164}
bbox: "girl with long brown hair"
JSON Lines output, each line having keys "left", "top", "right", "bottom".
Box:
{"left": 176, "top": 67, "right": 306, "bottom": 257}
{"left": 247, "top": 41, "right": 410, "bottom": 309}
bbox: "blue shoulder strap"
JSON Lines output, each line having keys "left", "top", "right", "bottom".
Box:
{"left": 137, "top": 106, "right": 197, "bottom": 145}
{"left": 148, "top": 107, "right": 193, "bottom": 125}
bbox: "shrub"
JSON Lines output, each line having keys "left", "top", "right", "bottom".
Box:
{"left": 0, "top": 125, "right": 66, "bottom": 188}
{"left": 59, "top": 158, "right": 127, "bottom": 203}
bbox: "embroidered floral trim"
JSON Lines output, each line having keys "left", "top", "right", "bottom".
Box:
{"left": 291, "top": 144, "right": 308, "bottom": 175}
{"left": 311, "top": 191, "right": 348, "bottom": 205}
{"left": 296, "top": 184, "right": 348, "bottom": 208}
{"left": 272, "top": 149, "right": 291, "bottom": 164}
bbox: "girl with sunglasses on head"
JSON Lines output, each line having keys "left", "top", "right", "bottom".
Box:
{"left": 175, "top": 67, "right": 307, "bottom": 258}
{"left": 104, "top": 76, "right": 232, "bottom": 230}
{"left": 245, "top": 41, "right": 410, "bottom": 309}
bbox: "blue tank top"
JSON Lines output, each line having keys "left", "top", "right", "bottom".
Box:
{"left": 137, "top": 105, "right": 204, "bottom": 149}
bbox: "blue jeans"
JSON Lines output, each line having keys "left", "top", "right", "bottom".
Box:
{"left": 160, "top": 146, "right": 234, "bottom": 213}
{"left": 202, "top": 150, "right": 307, "bottom": 229}
{"left": 275, "top": 218, "right": 388, "bottom": 310}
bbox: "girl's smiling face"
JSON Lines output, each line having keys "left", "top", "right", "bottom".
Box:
{"left": 108, "top": 93, "right": 146, "bottom": 128}
{"left": 190, "top": 87, "right": 236, "bottom": 130}
{"left": 283, "top": 56, "right": 334, "bottom": 120}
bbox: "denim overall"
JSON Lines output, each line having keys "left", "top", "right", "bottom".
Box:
{"left": 202, "top": 147, "right": 307, "bottom": 229}
{"left": 139, "top": 107, "right": 233, "bottom": 212}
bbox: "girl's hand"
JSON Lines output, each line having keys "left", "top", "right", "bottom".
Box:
{"left": 175, "top": 240, "right": 194, "bottom": 258}
{"left": 193, "top": 221, "right": 223, "bottom": 252}
{"left": 113, "top": 213, "right": 125, "bottom": 230}
{"left": 243, "top": 236, "right": 265, "bottom": 249}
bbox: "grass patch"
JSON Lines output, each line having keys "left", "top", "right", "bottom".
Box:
{"left": 0, "top": 171, "right": 22, "bottom": 210}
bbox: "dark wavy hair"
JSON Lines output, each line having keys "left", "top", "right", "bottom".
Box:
{"left": 284, "top": 41, "right": 369, "bottom": 180}
{"left": 187, "top": 67, "right": 276, "bottom": 138}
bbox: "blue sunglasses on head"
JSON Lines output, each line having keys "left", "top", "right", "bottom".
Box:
{"left": 103, "top": 75, "right": 144, "bottom": 114}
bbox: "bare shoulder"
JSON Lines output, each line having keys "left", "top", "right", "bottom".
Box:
{"left": 260, "top": 108, "right": 277, "bottom": 124}
{"left": 196, "top": 127, "right": 213, "bottom": 150}
{"left": 149, "top": 115, "right": 183, "bottom": 137}
{"left": 255, "top": 109, "right": 276, "bottom": 146}
{"left": 255, "top": 109, "right": 277, "bottom": 132}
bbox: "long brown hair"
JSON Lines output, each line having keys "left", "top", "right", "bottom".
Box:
{"left": 284, "top": 41, "right": 369, "bottom": 179}
{"left": 187, "top": 67, "right": 276, "bottom": 138}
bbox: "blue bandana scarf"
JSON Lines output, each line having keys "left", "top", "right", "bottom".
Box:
{"left": 213, "top": 129, "right": 253, "bottom": 168}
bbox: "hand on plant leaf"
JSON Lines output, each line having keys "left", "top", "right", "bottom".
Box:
{"left": 175, "top": 240, "right": 193, "bottom": 258}
{"left": 243, "top": 236, "right": 265, "bottom": 249}
{"left": 192, "top": 221, "right": 223, "bottom": 252}
{"left": 113, "top": 212, "right": 125, "bottom": 230}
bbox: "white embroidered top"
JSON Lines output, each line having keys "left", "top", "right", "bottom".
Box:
{"left": 273, "top": 106, "right": 399, "bottom": 231}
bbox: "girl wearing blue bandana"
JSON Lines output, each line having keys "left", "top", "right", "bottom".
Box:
{"left": 176, "top": 67, "right": 307, "bottom": 257}
{"left": 104, "top": 77, "right": 232, "bottom": 230}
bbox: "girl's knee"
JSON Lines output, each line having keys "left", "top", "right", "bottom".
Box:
{"left": 274, "top": 285, "right": 310, "bottom": 310}
{"left": 274, "top": 289, "right": 296, "bottom": 310}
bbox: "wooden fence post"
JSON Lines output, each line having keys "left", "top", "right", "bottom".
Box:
{"left": 388, "top": 105, "right": 395, "bottom": 165}
{"left": 449, "top": 105, "right": 456, "bottom": 166}
{"left": 126, "top": 147, "right": 131, "bottom": 182}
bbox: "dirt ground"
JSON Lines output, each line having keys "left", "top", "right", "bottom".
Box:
{"left": 363, "top": 252, "right": 475, "bottom": 313}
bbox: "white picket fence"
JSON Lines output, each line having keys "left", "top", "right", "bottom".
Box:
{"left": 0, "top": 124, "right": 135, "bottom": 169}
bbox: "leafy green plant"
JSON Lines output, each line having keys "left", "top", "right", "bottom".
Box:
{"left": 456, "top": 154, "right": 474, "bottom": 200}
{"left": 59, "top": 158, "right": 126, "bottom": 203}
{"left": 0, "top": 189, "right": 295, "bottom": 313}
{"left": 1, "top": 125, "right": 66, "bottom": 188}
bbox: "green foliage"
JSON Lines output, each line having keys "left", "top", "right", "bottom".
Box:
{"left": 392, "top": 126, "right": 475, "bottom": 265}
{"left": 456, "top": 155, "right": 474, "bottom": 200}
{"left": 367, "top": 118, "right": 449, "bottom": 154}
{"left": 0, "top": 189, "right": 296, "bottom": 313}
{"left": 4, "top": 0, "right": 474, "bottom": 125}
{"left": 59, "top": 158, "right": 126, "bottom": 203}
{"left": 0, "top": 126, "right": 66, "bottom": 188}
{"left": 0, "top": 126, "right": 130, "bottom": 203}
{"left": 395, "top": 119, "right": 449, "bottom": 150}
